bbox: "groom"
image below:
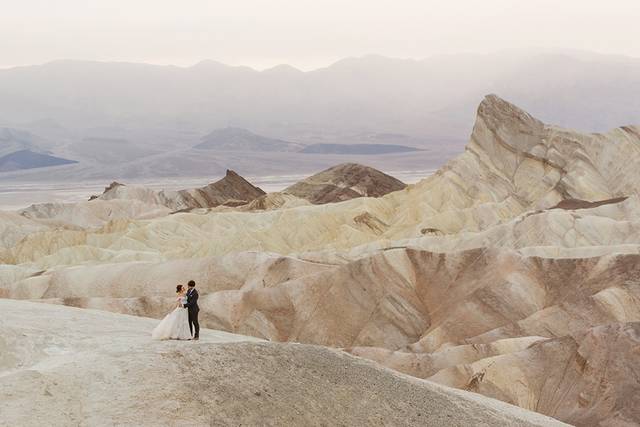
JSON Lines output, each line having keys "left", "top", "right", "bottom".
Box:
{"left": 183, "top": 280, "right": 200, "bottom": 340}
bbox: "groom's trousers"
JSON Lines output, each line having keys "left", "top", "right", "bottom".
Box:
{"left": 188, "top": 309, "right": 200, "bottom": 338}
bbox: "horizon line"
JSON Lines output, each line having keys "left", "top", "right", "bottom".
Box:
{"left": 1, "top": 48, "right": 639, "bottom": 73}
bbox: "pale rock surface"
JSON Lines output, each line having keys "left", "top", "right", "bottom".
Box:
{"left": 0, "top": 211, "right": 51, "bottom": 250}
{"left": 20, "top": 199, "right": 171, "bottom": 228}
{"left": 0, "top": 299, "right": 564, "bottom": 427}
{"left": 97, "top": 169, "right": 266, "bottom": 210}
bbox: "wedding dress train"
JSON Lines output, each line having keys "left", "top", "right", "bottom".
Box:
{"left": 152, "top": 296, "right": 192, "bottom": 340}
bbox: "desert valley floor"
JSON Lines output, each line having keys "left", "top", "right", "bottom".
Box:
{"left": 2, "top": 95, "right": 640, "bottom": 426}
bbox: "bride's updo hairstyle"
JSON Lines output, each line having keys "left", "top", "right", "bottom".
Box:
{"left": 176, "top": 284, "right": 183, "bottom": 294}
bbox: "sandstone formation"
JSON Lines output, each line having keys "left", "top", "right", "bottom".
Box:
{"left": 2, "top": 95, "right": 640, "bottom": 425}
{"left": 0, "top": 300, "right": 563, "bottom": 427}
{"left": 429, "top": 322, "right": 640, "bottom": 427}
{"left": 283, "top": 162, "right": 407, "bottom": 204}
{"left": 98, "top": 169, "right": 266, "bottom": 211}
{"left": 19, "top": 199, "right": 171, "bottom": 228}
{"left": 0, "top": 211, "right": 51, "bottom": 250}
{"left": 241, "top": 192, "right": 311, "bottom": 211}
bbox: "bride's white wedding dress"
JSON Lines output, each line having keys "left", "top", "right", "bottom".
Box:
{"left": 152, "top": 295, "right": 192, "bottom": 340}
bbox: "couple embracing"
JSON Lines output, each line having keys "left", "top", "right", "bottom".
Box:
{"left": 152, "top": 280, "right": 200, "bottom": 340}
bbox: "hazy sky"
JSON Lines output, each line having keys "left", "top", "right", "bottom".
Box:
{"left": 1, "top": 0, "right": 639, "bottom": 70}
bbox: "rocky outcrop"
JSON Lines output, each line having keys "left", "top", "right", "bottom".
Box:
{"left": 551, "top": 196, "right": 628, "bottom": 210}
{"left": 97, "top": 169, "right": 266, "bottom": 210}
{"left": 241, "top": 192, "right": 310, "bottom": 211}
{"left": 284, "top": 163, "right": 407, "bottom": 204}
{"left": 170, "top": 169, "right": 266, "bottom": 210}
{"left": 18, "top": 173, "right": 281, "bottom": 229}
{"left": 429, "top": 322, "right": 640, "bottom": 427}
{"left": 89, "top": 181, "right": 124, "bottom": 200}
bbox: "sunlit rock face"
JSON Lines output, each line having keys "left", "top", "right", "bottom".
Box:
{"left": 2, "top": 95, "right": 640, "bottom": 426}
{"left": 428, "top": 322, "right": 640, "bottom": 427}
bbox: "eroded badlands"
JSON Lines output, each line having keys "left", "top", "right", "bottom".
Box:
{"left": 2, "top": 95, "right": 640, "bottom": 426}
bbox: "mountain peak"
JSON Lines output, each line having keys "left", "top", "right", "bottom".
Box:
{"left": 470, "top": 94, "right": 546, "bottom": 155}
{"left": 195, "top": 127, "right": 303, "bottom": 152}
{"left": 284, "top": 163, "right": 406, "bottom": 204}
{"left": 477, "top": 94, "right": 542, "bottom": 126}
{"left": 262, "top": 64, "right": 302, "bottom": 74}
{"left": 0, "top": 149, "right": 77, "bottom": 172}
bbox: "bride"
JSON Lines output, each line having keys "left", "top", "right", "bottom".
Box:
{"left": 152, "top": 284, "right": 192, "bottom": 340}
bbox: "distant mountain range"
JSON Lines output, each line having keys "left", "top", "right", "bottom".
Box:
{"left": 1, "top": 51, "right": 638, "bottom": 139}
{"left": 300, "top": 143, "right": 421, "bottom": 155}
{"left": 195, "top": 127, "right": 304, "bottom": 152}
{"left": 0, "top": 50, "right": 638, "bottom": 179}
{"left": 0, "top": 127, "right": 77, "bottom": 172}
{"left": 194, "top": 127, "right": 422, "bottom": 155}
{"left": 0, "top": 149, "right": 77, "bottom": 172}
{"left": 0, "top": 127, "right": 38, "bottom": 156}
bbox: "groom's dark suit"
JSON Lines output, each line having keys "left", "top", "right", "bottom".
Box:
{"left": 184, "top": 287, "right": 200, "bottom": 339}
